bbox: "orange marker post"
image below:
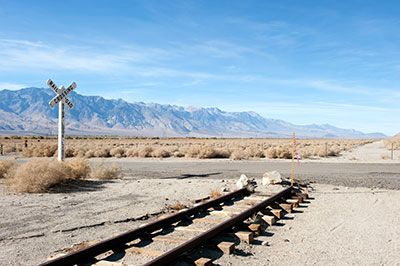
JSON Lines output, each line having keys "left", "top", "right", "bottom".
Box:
{"left": 291, "top": 132, "right": 295, "bottom": 186}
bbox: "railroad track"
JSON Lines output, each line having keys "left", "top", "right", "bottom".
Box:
{"left": 39, "top": 184, "right": 309, "bottom": 266}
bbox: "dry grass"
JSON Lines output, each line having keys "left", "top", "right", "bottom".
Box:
{"left": 65, "top": 158, "right": 91, "bottom": 179}
{"left": 2, "top": 136, "right": 375, "bottom": 160}
{"left": 65, "top": 241, "right": 98, "bottom": 254}
{"left": 5, "top": 159, "right": 71, "bottom": 193}
{"left": 210, "top": 189, "right": 222, "bottom": 199}
{"left": 90, "top": 161, "right": 121, "bottom": 180}
{"left": 169, "top": 201, "right": 186, "bottom": 211}
{"left": 3, "top": 157, "right": 117, "bottom": 193}
{"left": 230, "top": 148, "right": 246, "bottom": 160}
{"left": 0, "top": 160, "right": 16, "bottom": 178}
{"left": 3, "top": 145, "right": 16, "bottom": 153}
{"left": 383, "top": 134, "right": 400, "bottom": 151}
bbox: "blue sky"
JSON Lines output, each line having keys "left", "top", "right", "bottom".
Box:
{"left": 0, "top": 0, "right": 399, "bottom": 135}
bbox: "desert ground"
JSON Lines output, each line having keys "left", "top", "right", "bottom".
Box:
{"left": 0, "top": 140, "right": 399, "bottom": 265}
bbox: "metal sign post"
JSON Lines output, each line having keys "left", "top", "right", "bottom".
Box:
{"left": 47, "top": 79, "right": 76, "bottom": 161}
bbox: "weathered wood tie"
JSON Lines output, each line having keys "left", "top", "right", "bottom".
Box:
{"left": 38, "top": 188, "right": 249, "bottom": 266}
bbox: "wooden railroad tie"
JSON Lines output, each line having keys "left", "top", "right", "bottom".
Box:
{"left": 292, "top": 195, "right": 303, "bottom": 203}
{"left": 247, "top": 195, "right": 298, "bottom": 209}
{"left": 152, "top": 235, "right": 188, "bottom": 244}
{"left": 249, "top": 195, "right": 274, "bottom": 201}
{"left": 222, "top": 205, "right": 249, "bottom": 211}
{"left": 152, "top": 236, "right": 235, "bottom": 255}
{"left": 286, "top": 198, "right": 299, "bottom": 208}
{"left": 231, "top": 200, "right": 283, "bottom": 218}
{"left": 261, "top": 214, "right": 276, "bottom": 226}
{"left": 40, "top": 187, "right": 297, "bottom": 266}
{"left": 268, "top": 208, "right": 283, "bottom": 219}
{"left": 195, "top": 258, "right": 212, "bottom": 266}
{"left": 192, "top": 217, "right": 226, "bottom": 224}
{"left": 233, "top": 231, "right": 253, "bottom": 244}
{"left": 233, "top": 200, "right": 258, "bottom": 206}
{"left": 295, "top": 192, "right": 309, "bottom": 200}
{"left": 91, "top": 261, "right": 124, "bottom": 266}
{"left": 209, "top": 209, "right": 241, "bottom": 217}
{"left": 269, "top": 202, "right": 292, "bottom": 213}
{"left": 253, "top": 192, "right": 273, "bottom": 197}
{"left": 127, "top": 246, "right": 214, "bottom": 266}
{"left": 217, "top": 242, "right": 235, "bottom": 254}
{"left": 175, "top": 226, "right": 207, "bottom": 233}
{"left": 248, "top": 223, "right": 261, "bottom": 235}
{"left": 125, "top": 246, "right": 164, "bottom": 257}
{"left": 174, "top": 225, "right": 254, "bottom": 243}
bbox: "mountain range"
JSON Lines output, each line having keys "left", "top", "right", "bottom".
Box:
{"left": 0, "top": 88, "right": 386, "bottom": 138}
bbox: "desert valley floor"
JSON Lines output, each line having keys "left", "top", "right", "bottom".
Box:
{"left": 0, "top": 141, "right": 400, "bottom": 265}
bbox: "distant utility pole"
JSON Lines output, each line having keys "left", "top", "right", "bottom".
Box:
{"left": 391, "top": 143, "right": 394, "bottom": 160}
{"left": 47, "top": 79, "right": 76, "bottom": 161}
{"left": 325, "top": 142, "right": 328, "bottom": 157}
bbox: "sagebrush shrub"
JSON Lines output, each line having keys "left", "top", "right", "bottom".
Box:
{"left": 91, "top": 161, "right": 121, "bottom": 180}
{"left": 138, "top": 146, "right": 153, "bottom": 157}
{"left": 110, "top": 147, "right": 125, "bottom": 158}
{"left": 0, "top": 160, "right": 16, "bottom": 178}
{"left": 151, "top": 148, "right": 171, "bottom": 158}
{"left": 3, "top": 145, "right": 16, "bottom": 153}
{"left": 230, "top": 149, "right": 246, "bottom": 160}
{"left": 65, "top": 158, "right": 91, "bottom": 179}
{"left": 265, "top": 147, "right": 278, "bottom": 159}
{"left": 6, "top": 159, "right": 71, "bottom": 193}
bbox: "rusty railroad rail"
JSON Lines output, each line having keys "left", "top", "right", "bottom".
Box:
{"left": 39, "top": 186, "right": 301, "bottom": 266}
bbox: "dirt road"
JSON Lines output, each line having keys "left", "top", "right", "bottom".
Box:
{"left": 102, "top": 158, "right": 400, "bottom": 190}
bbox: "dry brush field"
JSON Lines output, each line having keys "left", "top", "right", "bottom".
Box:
{"left": 0, "top": 158, "right": 121, "bottom": 193}
{"left": 0, "top": 136, "right": 375, "bottom": 160}
{"left": 0, "top": 136, "right": 376, "bottom": 194}
{"left": 383, "top": 133, "right": 400, "bottom": 150}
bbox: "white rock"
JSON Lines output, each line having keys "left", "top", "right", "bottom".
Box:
{"left": 236, "top": 174, "right": 249, "bottom": 189}
{"left": 262, "top": 171, "right": 282, "bottom": 185}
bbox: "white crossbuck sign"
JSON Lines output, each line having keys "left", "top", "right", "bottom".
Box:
{"left": 47, "top": 79, "right": 77, "bottom": 161}
{"left": 47, "top": 79, "right": 76, "bottom": 109}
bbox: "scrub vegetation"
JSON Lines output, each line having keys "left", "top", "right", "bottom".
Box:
{"left": 383, "top": 133, "right": 400, "bottom": 151}
{"left": 0, "top": 136, "right": 375, "bottom": 160}
{"left": 0, "top": 158, "right": 121, "bottom": 193}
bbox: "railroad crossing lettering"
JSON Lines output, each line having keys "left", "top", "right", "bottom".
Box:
{"left": 47, "top": 79, "right": 75, "bottom": 109}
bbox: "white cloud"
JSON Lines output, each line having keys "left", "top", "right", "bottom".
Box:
{"left": 0, "top": 44, "right": 129, "bottom": 73}
{"left": 304, "top": 80, "right": 371, "bottom": 95}
{"left": 0, "top": 38, "right": 258, "bottom": 80}
{"left": 217, "top": 101, "right": 398, "bottom": 135}
{"left": 0, "top": 39, "right": 171, "bottom": 73}
{"left": 220, "top": 101, "right": 393, "bottom": 117}
{"left": 0, "top": 82, "right": 27, "bottom": 90}
{"left": 0, "top": 39, "right": 47, "bottom": 48}
{"left": 191, "top": 39, "right": 272, "bottom": 59}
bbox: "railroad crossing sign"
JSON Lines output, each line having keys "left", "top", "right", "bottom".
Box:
{"left": 47, "top": 79, "right": 75, "bottom": 109}
{"left": 47, "top": 79, "right": 76, "bottom": 161}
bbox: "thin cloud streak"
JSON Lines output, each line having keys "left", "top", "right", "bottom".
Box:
{"left": 0, "top": 82, "right": 28, "bottom": 90}
{"left": 220, "top": 101, "right": 395, "bottom": 116}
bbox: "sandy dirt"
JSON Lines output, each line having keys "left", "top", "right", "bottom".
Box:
{"left": 0, "top": 141, "right": 399, "bottom": 265}
{"left": 315, "top": 140, "right": 400, "bottom": 163}
{"left": 213, "top": 184, "right": 400, "bottom": 266}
